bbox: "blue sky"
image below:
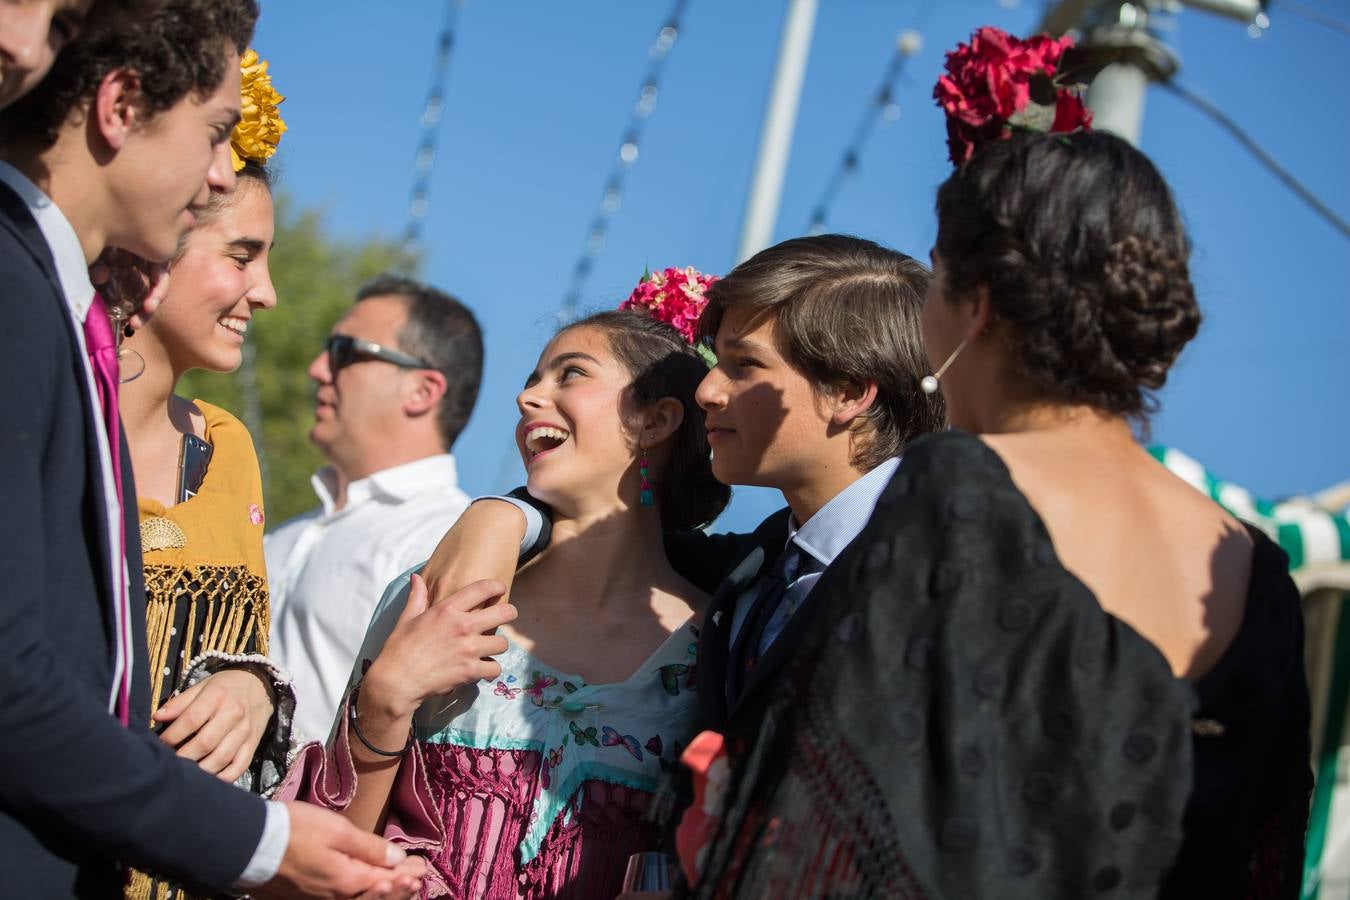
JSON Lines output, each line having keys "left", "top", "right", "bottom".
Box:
{"left": 254, "top": 0, "right": 1348, "bottom": 532}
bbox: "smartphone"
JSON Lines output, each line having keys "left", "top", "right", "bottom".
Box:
{"left": 177, "top": 434, "right": 213, "bottom": 503}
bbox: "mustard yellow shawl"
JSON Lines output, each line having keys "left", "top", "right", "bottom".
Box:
{"left": 136, "top": 400, "right": 269, "bottom": 720}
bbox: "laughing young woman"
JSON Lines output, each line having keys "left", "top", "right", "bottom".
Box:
{"left": 307, "top": 310, "right": 729, "bottom": 899}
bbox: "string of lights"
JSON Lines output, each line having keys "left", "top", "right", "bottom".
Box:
{"left": 805, "top": 0, "right": 938, "bottom": 234}
{"left": 1160, "top": 80, "right": 1350, "bottom": 240}
{"left": 401, "top": 0, "right": 467, "bottom": 262}
{"left": 558, "top": 0, "right": 690, "bottom": 320}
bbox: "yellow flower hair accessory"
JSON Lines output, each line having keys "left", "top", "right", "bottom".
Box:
{"left": 230, "top": 49, "right": 287, "bottom": 172}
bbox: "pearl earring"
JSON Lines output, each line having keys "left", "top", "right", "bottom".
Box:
{"left": 921, "top": 338, "right": 968, "bottom": 396}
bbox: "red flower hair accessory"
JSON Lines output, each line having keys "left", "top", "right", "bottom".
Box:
{"left": 934, "top": 26, "right": 1092, "bottom": 166}
{"left": 619, "top": 266, "right": 719, "bottom": 364}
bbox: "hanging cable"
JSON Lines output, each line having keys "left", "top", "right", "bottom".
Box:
{"left": 401, "top": 0, "right": 467, "bottom": 263}
{"left": 1160, "top": 79, "right": 1350, "bottom": 240}
{"left": 804, "top": 0, "right": 937, "bottom": 234}
{"left": 1268, "top": 0, "right": 1350, "bottom": 38}
{"left": 558, "top": 0, "right": 690, "bottom": 320}
{"left": 805, "top": 29, "right": 924, "bottom": 234}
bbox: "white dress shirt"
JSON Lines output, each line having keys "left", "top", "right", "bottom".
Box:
{"left": 728, "top": 456, "right": 901, "bottom": 654}
{"left": 267, "top": 454, "right": 470, "bottom": 742}
{"left": 0, "top": 162, "right": 286, "bottom": 889}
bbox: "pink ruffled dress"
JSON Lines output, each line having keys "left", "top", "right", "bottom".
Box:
{"left": 287, "top": 567, "right": 701, "bottom": 900}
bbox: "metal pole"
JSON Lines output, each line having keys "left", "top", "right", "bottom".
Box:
{"left": 1086, "top": 61, "right": 1149, "bottom": 145}
{"left": 1040, "top": 0, "right": 1258, "bottom": 148}
{"left": 736, "top": 0, "right": 818, "bottom": 264}
{"left": 1048, "top": 2, "right": 1175, "bottom": 149}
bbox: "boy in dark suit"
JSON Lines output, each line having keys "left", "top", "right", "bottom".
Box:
{"left": 683, "top": 235, "right": 943, "bottom": 741}
{"left": 0, "top": 3, "right": 422, "bottom": 896}
{"left": 421, "top": 232, "right": 941, "bottom": 775}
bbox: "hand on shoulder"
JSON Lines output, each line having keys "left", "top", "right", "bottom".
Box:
{"left": 364, "top": 574, "right": 515, "bottom": 717}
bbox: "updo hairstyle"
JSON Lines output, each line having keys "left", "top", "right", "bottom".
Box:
{"left": 560, "top": 310, "right": 730, "bottom": 532}
{"left": 935, "top": 130, "right": 1201, "bottom": 418}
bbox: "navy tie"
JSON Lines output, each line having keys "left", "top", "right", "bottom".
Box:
{"left": 728, "top": 544, "right": 802, "bottom": 704}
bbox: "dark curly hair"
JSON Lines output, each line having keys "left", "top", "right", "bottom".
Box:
{"left": 935, "top": 130, "right": 1201, "bottom": 419}
{"left": 563, "top": 311, "right": 730, "bottom": 532}
{"left": 0, "top": 0, "right": 258, "bottom": 149}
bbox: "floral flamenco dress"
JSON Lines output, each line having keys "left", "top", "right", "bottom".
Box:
{"left": 127, "top": 401, "right": 295, "bottom": 900}
{"left": 286, "top": 567, "right": 702, "bottom": 900}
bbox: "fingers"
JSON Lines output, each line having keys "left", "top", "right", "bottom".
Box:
{"left": 465, "top": 600, "right": 518, "bottom": 636}
{"left": 366, "top": 854, "right": 425, "bottom": 899}
{"left": 195, "top": 722, "right": 247, "bottom": 776}
{"left": 126, "top": 265, "right": 169, "bottom": 330}
{"left": 172, "top": 700, "right": 242, "bottom": 764}
{"left": 475, "top": 659, "right": 503, "bottom": 683}
{"left": 157, "top": 686, "right": 222, "bottom": 746}
{"left": 153, "top": 678, "right": 204, "bottom": 724}
{"left": 87, "top": 248, "right": 169, "bottom": 332}
{"left": 158, "top": 695, "right": 218, "bottom": 749}
{"left": 394, "top": 854, "right": 427, "bottom": 880}
{"left": 443, "top": 579, "right": 507, "bottom": 613}
{"left": 399, "top": 573, "right": 431, "bottom": 625}
{"left": 352, "top": 858, "right": 424, "bottom": 900}
{"left": 218, "top": 738, "right": 254, "bottom": 783}
{"left": 352, "top": 880, "right": 394, "bottom": 900}
{"left": 325, "top": 815, "right": 408, "bottom": 869}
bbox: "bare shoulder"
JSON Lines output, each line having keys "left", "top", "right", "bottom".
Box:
{"left": 655, "top": 572, "right": 710, "bottom": 625}
{"left": 981, "top": 429, "right": 1254, "bottom": 678}
{"left": 1145, "top": 455, "right": 1255, "bottom": 586}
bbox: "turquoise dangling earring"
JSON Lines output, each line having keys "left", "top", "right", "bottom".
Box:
{"left": 639, "top": 452, "right": 654, "bottom": 507}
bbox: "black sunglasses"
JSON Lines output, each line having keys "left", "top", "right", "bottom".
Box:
{"left": 325, "top": 334, "right": 430, "bottom": 373}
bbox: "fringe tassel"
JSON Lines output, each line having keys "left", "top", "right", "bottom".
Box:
{"left": 124, "top": 868, "right": 185, "bottom": 900}
{"left": 142, "top": 564, "right": 268, "bottom": 708}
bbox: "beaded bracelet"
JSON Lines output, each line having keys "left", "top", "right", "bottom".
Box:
{"left": 348, "top": 683, "right": 414, "bottom": 758}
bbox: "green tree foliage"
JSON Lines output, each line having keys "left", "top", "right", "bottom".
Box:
{"left": 180, "top": 195, "right": 415, "bottom": 526}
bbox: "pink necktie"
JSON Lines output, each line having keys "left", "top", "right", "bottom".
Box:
{"left": 84, "top": 293, "right": 132, "bottom": 726}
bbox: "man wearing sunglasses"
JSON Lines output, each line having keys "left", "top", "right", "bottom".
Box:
{"left": 267, "top": 274, "right": 483, "bottom": 742}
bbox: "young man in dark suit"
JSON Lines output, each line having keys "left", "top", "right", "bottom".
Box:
{"left": 0, "top": 3, "right": 423, "bottom": 896}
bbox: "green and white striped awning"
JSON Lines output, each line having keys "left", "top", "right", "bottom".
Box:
{"left": 1151, "top": 446, "right": 1350, "bottom": 576}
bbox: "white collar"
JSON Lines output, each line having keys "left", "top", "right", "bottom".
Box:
{"left": 789, "top": 456, "right": 901, "bottom": 569}
{"left": 311, "top": 454, "right": 461, "bottom": 516}
{"left": 0, "top": 161, "right": 94, "bottom": 318}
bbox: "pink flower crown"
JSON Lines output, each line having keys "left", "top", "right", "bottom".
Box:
{"left": 933, "top": 26, "right": 1092, "bottom": 166}
{"left": 619, "top": 266, "right": 719, "bottom": 364}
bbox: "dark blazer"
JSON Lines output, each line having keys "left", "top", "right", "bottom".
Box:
{"left": 669, "top": 509, "right": 839, "bottom": 740}
{"left": 0, "top": 182, "right": 265, "bottom": 897}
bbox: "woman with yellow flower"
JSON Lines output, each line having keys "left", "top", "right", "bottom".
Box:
{"left": 117, "top": 49, "right": 289, "bottom": 900}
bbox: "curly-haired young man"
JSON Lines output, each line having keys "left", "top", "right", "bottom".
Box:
{"left": 0, "top": 2, "right": 424, "bottom": 897}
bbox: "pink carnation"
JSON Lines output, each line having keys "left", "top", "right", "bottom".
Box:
{"left": 619, "top": 266, "right": 719, "bottom": 346}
